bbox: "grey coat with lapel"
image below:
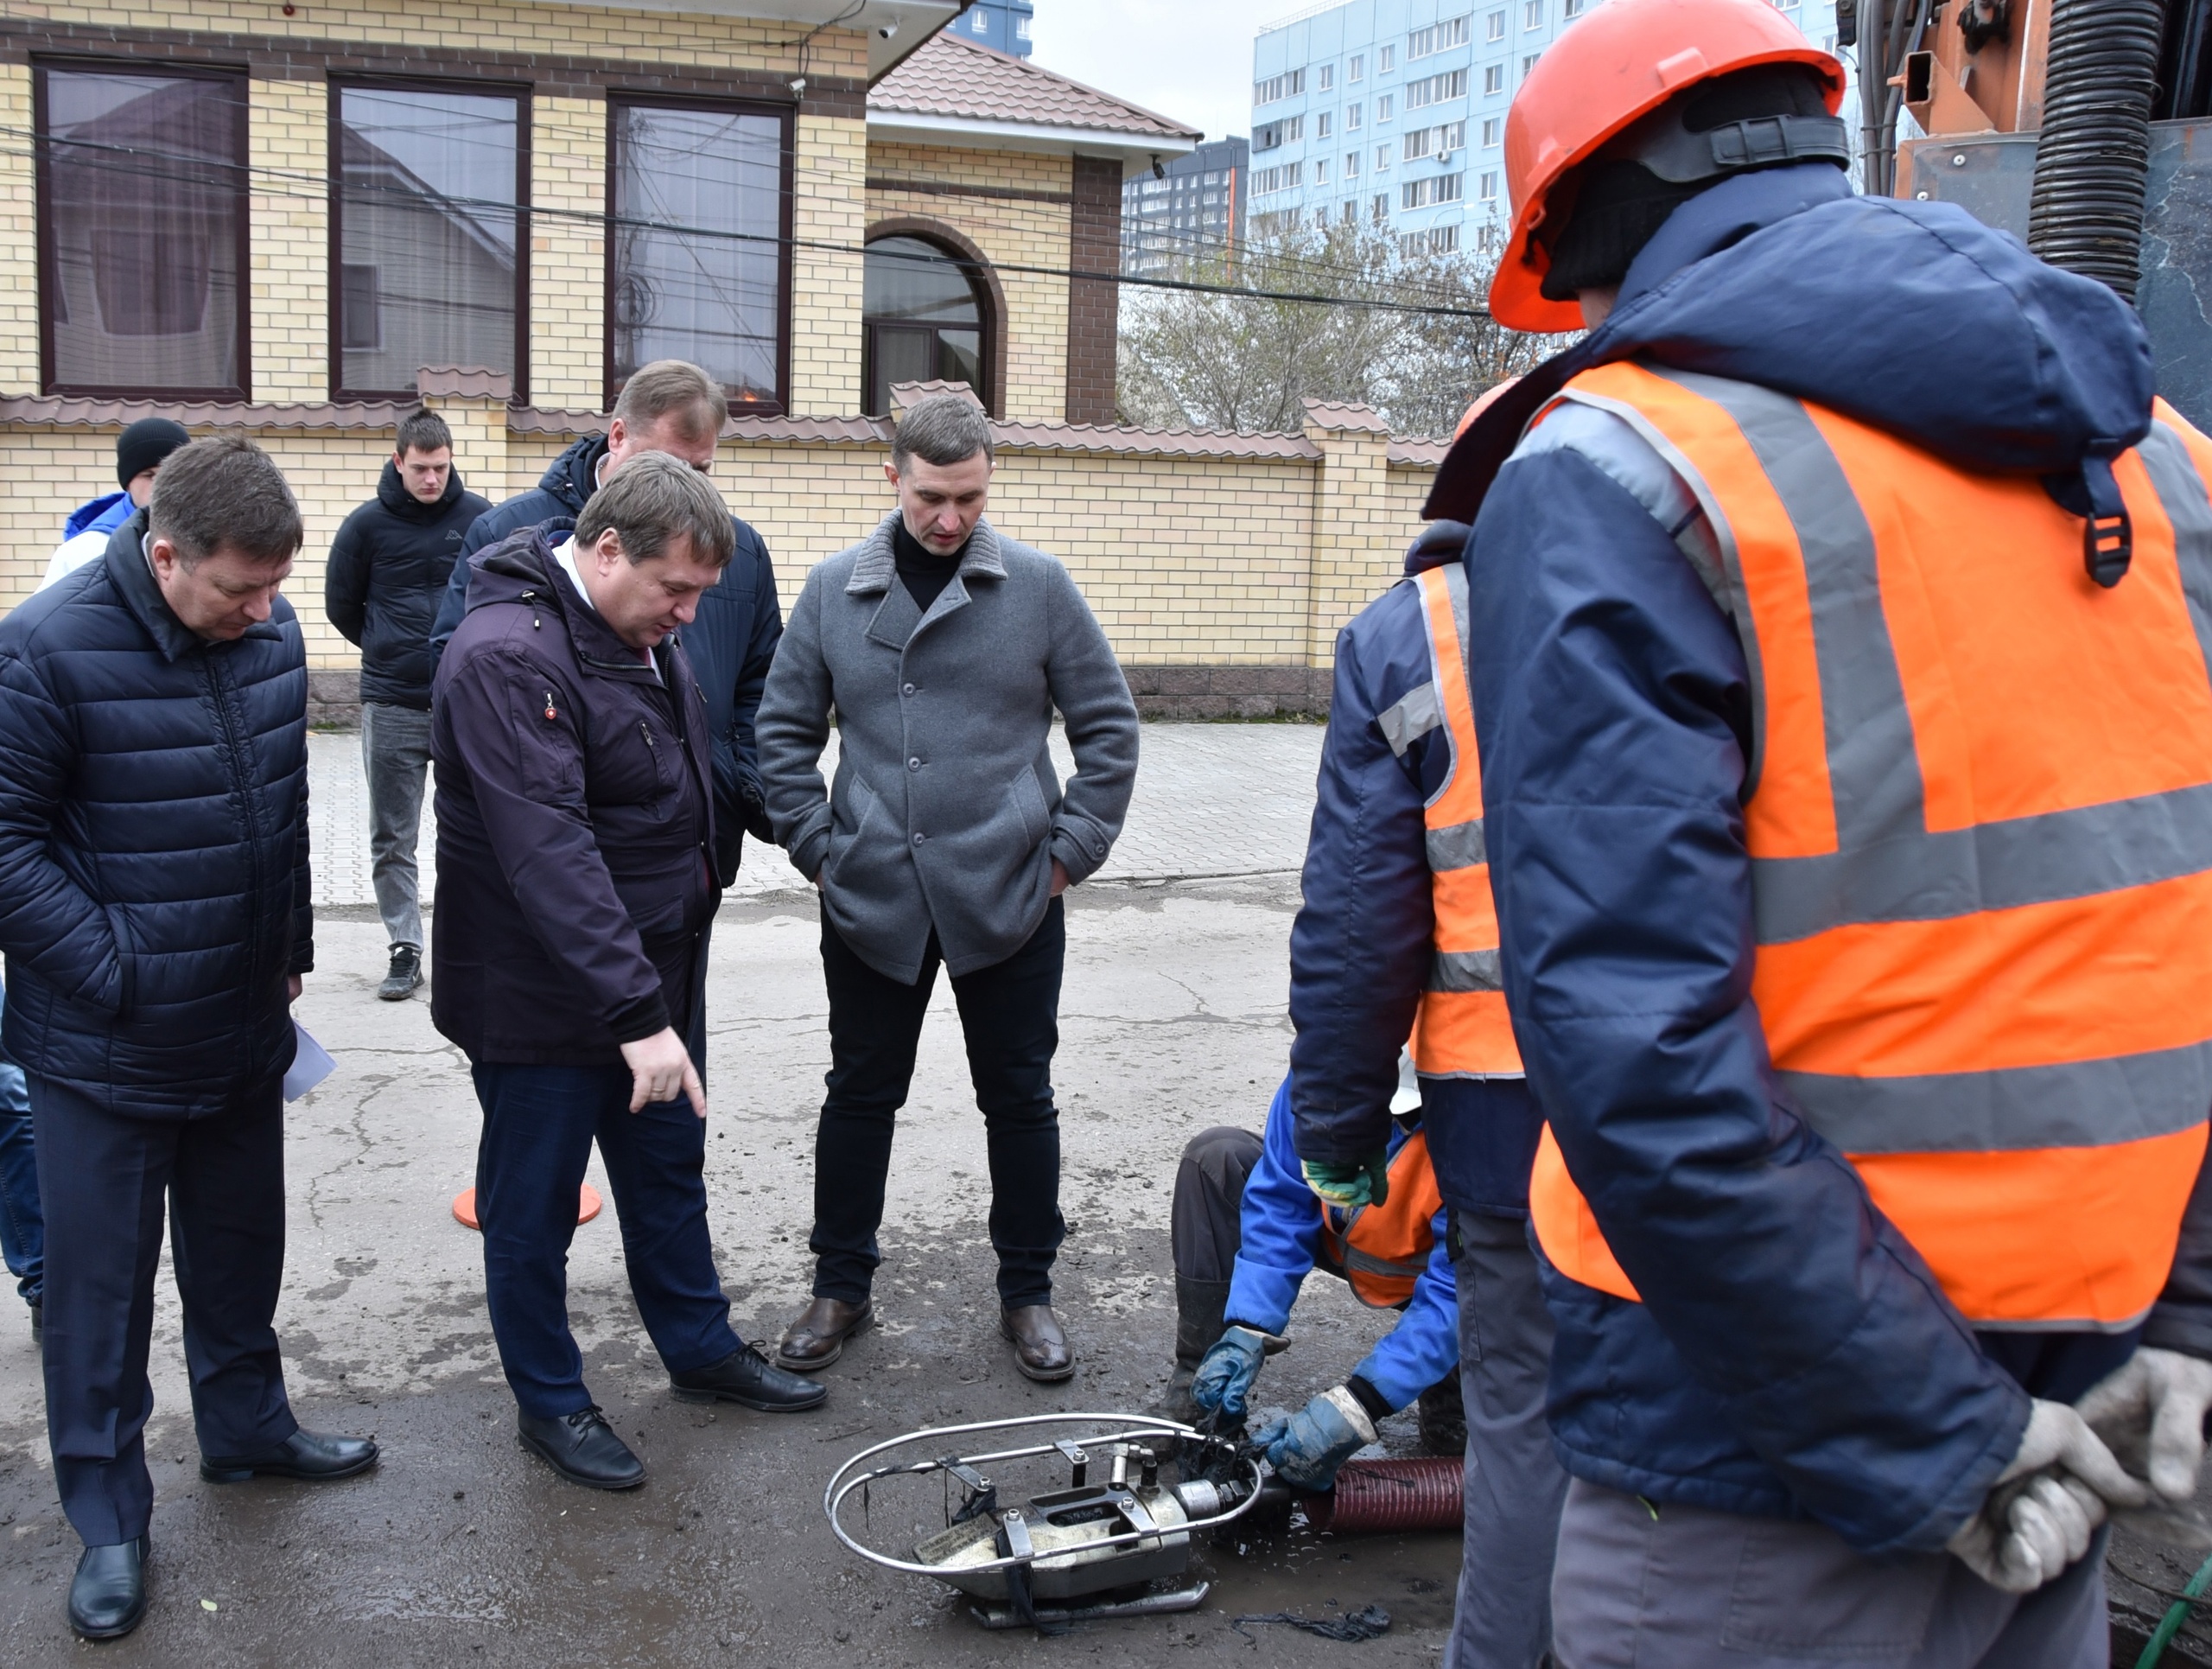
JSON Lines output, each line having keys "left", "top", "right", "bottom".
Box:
{"left": 757, "top": 511, "right": 1140, "bottom": 982}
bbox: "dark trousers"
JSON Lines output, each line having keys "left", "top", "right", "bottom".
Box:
{"left": 472, "top": 1061, "right": 739, "bottom": 1418}
{"left": 811, "top": 899, "right": 1066, "bottom": 1308}
{"left": 1446, "top": 1210, "right": 1569, "bottom": 1669}
{"left": 0, "top": 980, "right": 42, "bottom": 1306}
{"left": 32, "top": 1072, "right": 297, "bottom": 1546}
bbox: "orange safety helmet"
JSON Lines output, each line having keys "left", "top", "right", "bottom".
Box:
{"left": 1491, "top": 0, "right": 1847, "bottom": 333}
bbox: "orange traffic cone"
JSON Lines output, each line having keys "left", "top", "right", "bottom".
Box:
{"left": 451, "top": 1185, "right": 601, "bottom": 1230}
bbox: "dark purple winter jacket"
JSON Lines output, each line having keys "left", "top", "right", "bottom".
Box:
{"left": 429, "top": 520, "right": 716, "bottom": 1065}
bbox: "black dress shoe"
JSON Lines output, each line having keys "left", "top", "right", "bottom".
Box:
{"left": 67, "top": 1536, "right": 148, "bottom": 1640}
{"left": 1001, "top": 1303, "right": 1077, "bottom": 1383}
{"left": 28, "top": 1299, "right": 41, "bottom": 1348}
{"left": 200, "top": 1427, "right": 378, "bottom": 1484}
{"left": 671, "top": 1343, "right": 828, "bottom": 1412}
{"left": 517, "top": 1405, "right": 645, "bottom": 1490}
{"left": 776, "top": 1296, "right": 873, "bottom": 1372}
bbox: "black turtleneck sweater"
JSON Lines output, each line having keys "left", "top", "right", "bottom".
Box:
{"left": 893, "top": 518, "right": 967, "bottom": 611}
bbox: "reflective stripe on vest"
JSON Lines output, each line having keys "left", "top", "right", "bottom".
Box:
{"left": 1321, "top": 1129, "right": 1446, "bottom": 1308}
{"left": 1527, "top": 362, "right": 2212, "bottom": 1330}
{"left": 1407, "top": 564, "right": 1526, "bottom": 1080}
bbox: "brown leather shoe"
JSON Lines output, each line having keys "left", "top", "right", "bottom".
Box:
{"left": 1000, "top": 1303, "right": 1076, "bottom": 1383}
{"left": 776, "top": 1296, "right": 872, "bottom": 1372}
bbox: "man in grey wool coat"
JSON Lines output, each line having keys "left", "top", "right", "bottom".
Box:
{"left": 757, "top": 392, "right": 1140, "bottom": 1383}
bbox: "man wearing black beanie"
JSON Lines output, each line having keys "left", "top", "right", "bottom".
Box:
{"left": 41, "top": 417, "right": 190, "bottom": 591}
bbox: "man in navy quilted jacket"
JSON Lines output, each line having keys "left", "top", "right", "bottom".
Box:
{"left": 0, "top": 436, "right": 374, "bottom": 1643}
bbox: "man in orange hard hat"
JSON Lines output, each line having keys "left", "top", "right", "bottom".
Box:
{"left": 1417, "top": 0, "right": 2212, "bottom": 1662}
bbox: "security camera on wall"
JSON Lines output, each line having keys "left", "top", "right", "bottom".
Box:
{"left": 878, "top": 19, "right": 900, "bottom": 39}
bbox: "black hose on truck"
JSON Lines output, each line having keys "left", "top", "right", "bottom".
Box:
{"left": 2026, "top": 0, "right": 2169, "bottom": 299}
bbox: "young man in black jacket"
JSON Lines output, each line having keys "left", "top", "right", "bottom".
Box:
{"left": 326, "top": 408, "right": 490, "bottom": 999}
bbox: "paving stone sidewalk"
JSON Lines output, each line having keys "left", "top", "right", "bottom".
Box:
{"left": 308, "top": 721, "right": 1325, "bottom": 909}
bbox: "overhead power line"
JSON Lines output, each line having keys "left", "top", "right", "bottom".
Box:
{"left": 10, "top": 128, "right": 1497, "bottom": 322}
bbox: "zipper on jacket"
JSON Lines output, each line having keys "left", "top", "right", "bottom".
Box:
{"left": 206, "top": 652, "right": 267, "bottom": 1056}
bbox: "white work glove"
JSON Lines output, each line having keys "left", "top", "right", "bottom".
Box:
{"left": 1945, "top": 1398, "right": 2146, "bottom": 1593}
{"left": 2077, "top": 1347, "right": 2212, "bottom": 1502}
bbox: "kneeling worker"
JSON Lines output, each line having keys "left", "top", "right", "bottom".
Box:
{"left": 1167, "top": 1073, "right": 1460, "bottom": 1487}
{"left": 433, "top": 453, "right": 824, "bottom": 1490}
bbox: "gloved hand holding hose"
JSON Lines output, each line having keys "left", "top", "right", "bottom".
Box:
{"left": 1945, "top": 1399, "right": 2145, "bottom": 1593}
{"left": 1252, "top": 1386, "right": 1377, "bottom": 1492}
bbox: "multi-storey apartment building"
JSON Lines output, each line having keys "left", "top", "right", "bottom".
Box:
{"left": 950, "top": 0, "right": 1035, "bottom": 59}
{"left": 1249, "top": 0, "right": 1846, "bottom": 253}
{"left": 1122, "top": 137, "right": 1249, "bottom": 277}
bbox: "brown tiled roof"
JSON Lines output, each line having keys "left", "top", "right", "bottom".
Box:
{"left": 0, "top": 395, "right": 418, "bottom": 431}
{"left": 1388, "top": 437, "right": 1451, "bottom": 467}
{"left": 1301, "top": 398, "right": 1391, "bottom": 434}
{"left": 869, "top": 32, "right": 1201, "bottom": 141}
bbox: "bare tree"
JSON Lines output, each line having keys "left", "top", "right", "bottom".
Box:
{"left": 1117, "top": 222, "right": 1567, "bottom": 437}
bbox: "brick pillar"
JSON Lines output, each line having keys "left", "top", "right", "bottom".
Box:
{"left": 1302, "top": 400, "right": 1402, "bottom": 667}
{"left": 1065, "top": 155, "right": 1124, "bottom": 426}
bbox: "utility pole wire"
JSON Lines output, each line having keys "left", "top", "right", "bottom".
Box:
{"left": 9, "top": 129, "right": 1497, "bottom": 322}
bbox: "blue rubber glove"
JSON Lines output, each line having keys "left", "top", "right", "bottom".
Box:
{"left": 1301, "top": 1151, "right": 1389, "bottom": 1209}
{"left": 1190, "top": 1326, "right": 1271, "bottom": 1422}
{"left": 1251, "top": 1386, "right": 1378, "bottom": 1492}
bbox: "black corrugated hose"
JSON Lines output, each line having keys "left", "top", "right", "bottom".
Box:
{"left": 2026, "top": 0, "right": 2169, "bottom": 299}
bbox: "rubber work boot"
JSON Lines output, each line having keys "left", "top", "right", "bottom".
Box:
{"left": 1154, "top": 1275, "right": 1232, "bottom": 1427}
{"left": 378, "top": 945, "right": 423, "bottom": 1001}
{"left": 1417, "top": 1372, "right": 1467, "bottom": 1457}
{"left": 67, "top": 1536, "right": 148, "bottom": 1640}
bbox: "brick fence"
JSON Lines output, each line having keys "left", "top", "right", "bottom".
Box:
{"left": 0, "top": 374, "right": 1444, "bottom": 723}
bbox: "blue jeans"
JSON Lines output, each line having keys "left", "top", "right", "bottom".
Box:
{"left": 471, "top": 1059, "right": 741, "bottom": 1418}
{"left": 0, "top": 981, "right": 41, "bottom": 1306}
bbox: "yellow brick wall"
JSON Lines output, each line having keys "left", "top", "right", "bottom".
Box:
{"left": 530, "top": 96, "right": 609, "bottom": 411}
{"left": 0, "top": 64, "right": 37, "bottom": 398}
{"left": 0, "top": 424, "right": 1433, "bottom": 678}
{"left": 41, "top": 0, "right": 847, "bottom": 74}
{"left": 867, "top": 143, "right": 1073, "bottom": 425}
{"left": 791, "top": 114, "right": 868, "bottom": 417}
{"left": 248, "top": 79, "right": 329, "bottom": 404}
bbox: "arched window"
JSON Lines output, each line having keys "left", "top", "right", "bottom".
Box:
{"left": 862, "top": 234, "right": 994, "bottom": 415}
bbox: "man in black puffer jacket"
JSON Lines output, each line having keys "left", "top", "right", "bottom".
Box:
{"left": 325, "top": 406, "right": 491, "bottom": 1000}
{"left": 0, "top": 436, "right": 375, "bottom": 1643}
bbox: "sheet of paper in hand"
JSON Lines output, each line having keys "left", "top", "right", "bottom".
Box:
{"left": 283, "top": 1022, "right": 335, "bottom": 1101}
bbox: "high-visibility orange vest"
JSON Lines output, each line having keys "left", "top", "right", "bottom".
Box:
{"left": 1407, "top": 564, "right": 1525, "bottom": 1080}
{"left": 1323, "top": 1131, "right": 1446, "bottom": 1307}
{"left": 1528, "top": 362, "right": 2212, "bottom": 1330}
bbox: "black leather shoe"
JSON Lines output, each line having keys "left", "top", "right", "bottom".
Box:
{"left": 28, "top": 1299, "right": 41, "bottom": 1348}
{"left": 200, "top": 1427, "right": 378, "bottom": 1484}
{"left": 67, "top": 1536, "right": 148, "bottom": 1640}
{"left": 776, "top": 1296, "right": 873, "bottom": 1371}
{"left": 1001, "top": 1303, "right": 1077, "bottom": 1383}
{"left": 671, "top": 1343, "right": 828, "bottom": 1412}
{"left": 517, "top": 1405, "right": 644, "bottom": 1490}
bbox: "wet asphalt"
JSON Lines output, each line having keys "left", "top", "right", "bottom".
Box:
{"left": 0, "top": 877, "right": 1464, "bottom": 1665}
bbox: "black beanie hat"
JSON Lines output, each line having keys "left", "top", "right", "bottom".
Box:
{"left": 116, "top": 417, "right": 190, "bottom": 491}
{"left": 1539, "top": 65, "right": 1839, "bottom": 303}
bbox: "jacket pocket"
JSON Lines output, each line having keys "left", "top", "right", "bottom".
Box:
{"left": 103, "top": 901, "right": 137, "bottom": 1018}
{"left": 1007, "top": 768, "right": 1051, "bottom": 849}
{"left": 823, "top": 774, "right": 880, "bottom": 886}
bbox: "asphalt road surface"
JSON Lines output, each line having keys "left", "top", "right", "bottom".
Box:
{"left": 0, "top": 875, "right": 1466, "bottom": 1666}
